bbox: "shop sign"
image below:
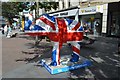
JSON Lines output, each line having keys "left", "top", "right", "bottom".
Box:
{"left": 23, "top": 12, "right": 29, "bottom": 15}
{"left": 79, "top": 5, "right": 103, "bottom": 15}
{"left": 96, "top": 5, "right": 103, "bottom": 13}
{"left": 79, "top": 6, "right": 96, "bottom": 15}
{"left": 53, "top": 14, "right": 59, "bottom": 17}
{"left": 60, "top": 12, "right": 68, "bottom": 16}
{"left": 23, "top": 10, "right": 29, "bottom": 16}
{"left": 49, "top": 9, "right": 78, "bottom": 17}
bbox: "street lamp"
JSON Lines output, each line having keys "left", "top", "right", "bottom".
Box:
{"left": 36, "top": 0, "right": 39, "bottom": 18}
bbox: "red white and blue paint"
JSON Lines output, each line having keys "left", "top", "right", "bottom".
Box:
{"left": 24, "top": 14, "right": 83, "bottom": 66}
{"left": 24, "top": 14, "right": 33, "bottom": 30}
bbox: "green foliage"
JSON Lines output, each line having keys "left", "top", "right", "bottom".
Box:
{"left": 2, "top": 2, "right": 30, "bottom": 23}
{"left": 2, "top": 2, "right": 59, "bottom": 22}
{"left": 16, "top": 2, "right": 30, "bottom": 12}
{"left": 50, "top": 2, "right": 59, "bottom": 10}
{"left": 2, "top": 2, "right": 19, "bottom": 22}
{"left": 30, "top": 2, "right": 58, "bottom": 12}
{"left": 2, "top": 2, "right": 30, "bottom": 17}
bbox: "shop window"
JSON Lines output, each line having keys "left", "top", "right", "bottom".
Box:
{"left": 111, "top": 12, "right": 120, "bottom": 36}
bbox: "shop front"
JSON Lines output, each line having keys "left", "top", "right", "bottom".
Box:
{"left": 48, "top": 6, "right": 103, "bottom": 36}
{"left": 79, "top": 5, "right": 103, "bottom": 36}
{"left": 107, "top": 2, "right": 120, "bottom": 37}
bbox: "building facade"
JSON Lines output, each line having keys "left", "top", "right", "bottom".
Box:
{"left": 48, "top": 0, "right": 120, "bottom": 37}
{"left": 107, "top": 2, "right": 120, "bottom": 37}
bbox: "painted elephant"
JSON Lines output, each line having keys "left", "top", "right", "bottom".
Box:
{"left": 24, "top": 14, "right": 83, "bottom": 66}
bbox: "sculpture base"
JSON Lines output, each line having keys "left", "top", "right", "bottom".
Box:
{"left": 39, "top": 55, "right": 91, "bottom": 74}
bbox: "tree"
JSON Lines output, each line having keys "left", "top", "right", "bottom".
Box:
{"left": 2, "top": 2, "right": 30, "bottom": 23}
{"left": 30, "top": 2, "right": 59, "bottom": 12}
{"left": 2, "top": 2, "right": 59, "bottom": 23}
{"left": 2, "top": 2, "right": 19, "bottom": 23}
{"left": 30, "top": 2, "right": 58, "bottom": 19}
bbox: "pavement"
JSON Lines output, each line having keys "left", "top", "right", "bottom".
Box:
{"left": 1, "top": 30, "right": 120, "bottom": 80}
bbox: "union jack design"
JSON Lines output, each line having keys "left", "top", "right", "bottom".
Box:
{"left": 24, "top": 14, "right": 33, "bottom": 30}
{"left": 25, "top": 14, "right": 83, "bottom": 66}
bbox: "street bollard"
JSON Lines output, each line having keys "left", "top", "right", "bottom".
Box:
{"left": 118, "top": 42, "right": 120, "bottom": 54}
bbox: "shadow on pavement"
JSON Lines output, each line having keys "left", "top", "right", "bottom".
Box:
{"left": 15, "top": 36, "right": 119, "bottom": 79}
{"left": 15, "top": 41, "right": 53, "bottom": 63}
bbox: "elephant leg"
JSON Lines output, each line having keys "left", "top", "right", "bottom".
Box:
{"left": 70, "top": 42, "right": 80, "bottom": 62}
{"left": 50, "top": 42, "right": 61, "bottom": 66}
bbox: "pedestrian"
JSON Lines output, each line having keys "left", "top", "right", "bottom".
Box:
{"left": 1, "top": 24, "right": 5, "bottom": 34}
{"left": 4, "top": 20, "right": 12, "bottom": 38}
{"left": 83, "top": 23, "right": 89, "bottom": 36}
{"left": 95, "top": 21, "right": 100, "bottom": 34}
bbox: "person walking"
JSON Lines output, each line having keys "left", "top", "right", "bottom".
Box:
{"left": 83, "top": 23, "right": 89, "bottom": 36}
{"left": 4, "top": 20, "right": 12, "bottom": 38}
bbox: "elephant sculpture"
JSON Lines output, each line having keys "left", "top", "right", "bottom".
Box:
{"left": 24, "top": 14, "right": 83, "bottom": 66}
